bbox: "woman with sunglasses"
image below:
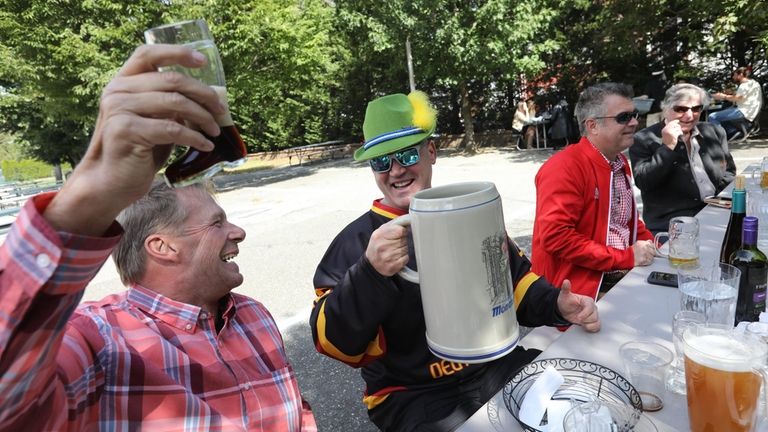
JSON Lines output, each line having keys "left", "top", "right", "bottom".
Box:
{"left": 630, "top": 83, "right": 737, "bottom": 234}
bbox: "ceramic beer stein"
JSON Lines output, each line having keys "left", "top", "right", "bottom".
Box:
{"left": 392, "top": 181, "right": 519, "bottom": 363}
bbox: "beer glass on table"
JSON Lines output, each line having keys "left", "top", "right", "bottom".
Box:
{"left": 682, "top": 324, "right": 768, "bottom": 432}
{"left": 144, "top": 20, "right": 247, "bottom": 187}
{"left": 654, "top": 216, "right": 699, "bottom": 267}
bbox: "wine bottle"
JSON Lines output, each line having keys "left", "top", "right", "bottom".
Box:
{"left": 719, "top": 175, "right": 746, "bottom": 263}
{"left": 729, "top": 216, "right": 768, "bottom": 323}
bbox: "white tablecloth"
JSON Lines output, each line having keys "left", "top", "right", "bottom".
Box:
{"left": 458, "top": 203, "right": 731, "bottom": 432}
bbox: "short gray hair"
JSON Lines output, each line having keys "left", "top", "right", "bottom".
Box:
{"left": 575, "top": 83, "right": 634, "bottom": 135}
{"left": 660, "top": 83, "right": 710, "bottom": 114}
{"left": 112, "top": 180, "right": 214, "bottom": 286}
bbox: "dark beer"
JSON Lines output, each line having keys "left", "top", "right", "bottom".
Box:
{"left": 164, "top": 85, "right": 247, "bottom": 187}
{"left": 164, "top": 125, "right": 247, "bottom": 186}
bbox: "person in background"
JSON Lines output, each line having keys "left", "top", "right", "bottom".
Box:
{"left": 0, "top": 44, "right": 315, "bottom": 431}
{"left": 630, "top": 83, "right": 736, "bottom": 234}
{"left": 641, "top": 68, "right": 668, "bottom": 126}
{"left": 512, "top": 99, "right": 536, "bottom": 149}
{"left": 710, "top": 66, "right": 764, "bottom": 137}
{"left": 310, "top": 91, "right": 600, "bottom": 432}
{"left": 532, "top": 83, "right": 656, "bottom": 299}
{"left": 548, "top": 98, "right": 576, "bottom": 149}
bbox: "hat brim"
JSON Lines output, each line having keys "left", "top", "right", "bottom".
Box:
{"left": 354, "top": 127, "right": 434, "bottom": 162}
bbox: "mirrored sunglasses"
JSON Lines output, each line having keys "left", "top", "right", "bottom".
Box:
{"left": 595, "top": 110, "right": 640, "bottom": 125}
{"left": 671, "top": 105, "right": 704, "bottom": 114}
{"left": 369, "top": 146, "right": 421, "bottom": 173}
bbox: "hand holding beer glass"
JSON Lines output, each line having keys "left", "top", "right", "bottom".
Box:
{"left": 144, "top": 20, "right": 247, "bottom": 187}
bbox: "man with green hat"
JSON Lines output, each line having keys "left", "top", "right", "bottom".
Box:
{"left": 309, "top": 91, "right": 600, "bottom": 431}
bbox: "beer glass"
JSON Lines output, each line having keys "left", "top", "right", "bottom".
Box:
{"left": 683, "top": 324, "right": 768, "bottom": 432}
{"left": 654, "top": 216, "right": 699, "bottom": 267}
{"left": 145, "top": 20, "right": 247, "bottom": 187}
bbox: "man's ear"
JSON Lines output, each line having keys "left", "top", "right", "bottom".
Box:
{"left": 145, "top": 234, "right": 180, "bottom": 262}
{"left": 426, "top": 140, "right": 438, "bottom": 164}
{"left": 583, "top": 118, "right": 598, "bottom": 136}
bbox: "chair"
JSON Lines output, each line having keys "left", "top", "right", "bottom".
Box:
{"left": 727, "top": 111, "right": 762, "bottom": 144}
{"left": 727, "top": 85, "right": 764, "bottom": 144}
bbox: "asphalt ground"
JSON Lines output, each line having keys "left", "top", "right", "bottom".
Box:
{"left": 4, "top": 139, "right": 766, "bottom": 431}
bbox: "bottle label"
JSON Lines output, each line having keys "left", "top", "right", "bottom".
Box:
{"left": 754, "top": 283, "right": 767, "bottom": 320}
{"left": 754, "top": 285, "right": 767, "bottom": 304}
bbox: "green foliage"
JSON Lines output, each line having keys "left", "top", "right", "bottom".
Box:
{"left": 0, "top": 133, "right": 22, "bottom": 161}
{"left": 0, "top": 158, "right": 65, "bottom": 182}
{"left": 334, "top": 0, "right": 560, "bottom": 150}
{"left": 0, "top": 0, "right": 168, "bottom": 166}
{"left": 0, "top": 0, "right": 766, "bottom": 164}
{"left": 164, "top": 0, "right": 340, "bottom": 151}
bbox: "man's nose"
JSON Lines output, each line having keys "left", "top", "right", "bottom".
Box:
{"left": 229, "top": 222, "right": 246, "bottom": 242}
{"left": 389, "top": 158, "right": 408, "bottom": 175}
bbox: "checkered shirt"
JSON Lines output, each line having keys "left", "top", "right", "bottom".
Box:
{"left": 0, "top": 193, "right": 316, "bottom": 431}
{"left": 590, "top": 144, "right": 632, "bottom": 250}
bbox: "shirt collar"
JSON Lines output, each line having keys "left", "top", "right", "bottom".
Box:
{"left": 587, "top": 138, "right": 623, "bottom": 171}
{"left": 127, "top": 284, "right": 236, "bottom": 332}
{"left": 371, "top": 198, "right": 408, "bottom": 219}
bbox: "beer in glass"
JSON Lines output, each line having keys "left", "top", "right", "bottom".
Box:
{"left": 144, "top": 20, "right": 247, "bottom": 187}
{"left": 683, "top": 325, "right": 767, "bottom": 432}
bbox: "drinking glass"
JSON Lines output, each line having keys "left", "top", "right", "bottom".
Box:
{"left": 619, "top": 340, "right": 673, "bottom": 412}
{"left": 145, "top": 20, "right": 247, "bottom": 187}
{"left": 654, "top": 216, "right": 699, "bottom": 267}
{"left": 665, "top": 310, "right": 705, "bottom": 395}
{"left": 677, "top": 262, "right": 741, "bottom": 325}
{"left": 747, "top": 188, "right": 768, "bottom": 252}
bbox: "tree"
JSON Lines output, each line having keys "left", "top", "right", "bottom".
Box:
{"left": 169, "top": 0, "right": 340, "bottom": 151}
{"left": 0, "top": 0, "right": 169, "bottom": 166}
{"left": 335, "top": 0, "right": 559, "bottom": 152}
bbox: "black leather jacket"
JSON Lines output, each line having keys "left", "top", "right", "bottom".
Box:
{"left": 630, "top": 121, "right": 736, "bottom": 232}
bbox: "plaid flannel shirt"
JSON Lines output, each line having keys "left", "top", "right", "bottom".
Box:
{"left": 0, "top": 193, "right": 316, "bottom": 431}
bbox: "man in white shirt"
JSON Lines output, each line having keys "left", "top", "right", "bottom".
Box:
{"left": 710, "top": 66, "right": 763, "bottom": 137}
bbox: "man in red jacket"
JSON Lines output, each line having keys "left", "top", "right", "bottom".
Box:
{"left": 532, "top": 82, "right": 656, "bottom": 300}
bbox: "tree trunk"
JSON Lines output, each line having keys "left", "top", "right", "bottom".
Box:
{"left": 53, "top": 164, "right": 63, "bottom": 183}
{"left": 458, "top": 82, "right": 477, "bottom": 153}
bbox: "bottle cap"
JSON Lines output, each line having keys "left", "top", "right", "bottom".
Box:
{"left": 744, "top": 216, "right": 758, "bottom": 232}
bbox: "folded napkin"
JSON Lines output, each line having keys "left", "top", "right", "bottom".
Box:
{"left": 519, "top": 366, "right": 565, "bottom": 430}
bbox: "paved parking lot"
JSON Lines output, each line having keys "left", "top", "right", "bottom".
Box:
{"left": 5, "top": 139, "right": 766, "bottom": 431}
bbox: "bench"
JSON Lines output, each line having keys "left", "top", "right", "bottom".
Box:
{"left": 287, "top": 140, "right": 349, "bottom": 166}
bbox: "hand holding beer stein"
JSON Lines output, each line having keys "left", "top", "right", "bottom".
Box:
{"left": 145, "top": 20, "right": 247, "bottom": 187}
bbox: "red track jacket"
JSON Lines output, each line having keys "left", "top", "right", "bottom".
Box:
{"left": 531, "top": 137, "right": 653, "bottom": 300}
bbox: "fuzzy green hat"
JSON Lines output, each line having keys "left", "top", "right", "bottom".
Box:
{"left": 354, "top": 91, "right": 437, "bottom": 161}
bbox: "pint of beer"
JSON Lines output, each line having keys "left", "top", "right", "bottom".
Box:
{"left": 683, "top": 325, "right": 768, "bottom": 432}
{"left": 145, "top": 20, "right": 247, "bottom": 187}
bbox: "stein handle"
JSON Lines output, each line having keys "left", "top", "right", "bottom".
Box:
{"left": 390, "top": 215, "right": 419, "bottom": 283}
{"left": 654, "top": 232, "right": 669, "bottom": 258}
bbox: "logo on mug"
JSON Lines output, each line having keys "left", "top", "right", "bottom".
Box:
{"left": 482, "top": 232, "right": 513, "bottom": 316}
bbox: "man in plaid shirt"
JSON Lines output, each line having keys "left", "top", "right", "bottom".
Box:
{"left": 0, "top": 45, "right": 315, "bottom": 431}
{"left": 532, "top": 83, "right": 656, "bottom": 301}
